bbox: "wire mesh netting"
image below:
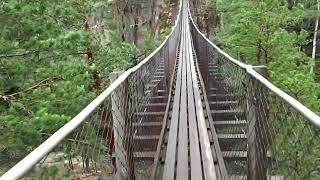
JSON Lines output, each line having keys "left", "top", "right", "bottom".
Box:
{"left": 190, "top": 14, "right": 320, "bottom": 180}
{"left": 247, "top": 79, "right": 320, "bottom": 180}
{"left": 3, "top": 1, "right": 320, "bottom": 179}
{"left": 109, "top": 49, "right": 169, "bottom": 180}
{"left": 16, "top": 101, "right": 114, "bottom": 179}
{"left": 2, "top": 4, "right": 181, "bottom": 179}
{"left": 105, "top": 7, "right": 181, "bottom": 179}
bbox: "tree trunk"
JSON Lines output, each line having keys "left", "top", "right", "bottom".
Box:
{"left": 83, "top": 18, "right": 102, "bottom": 94}
{"left": 133, "top": 16, "right": 139, "bottom": 45}
{"left": 220, "top": 13, "right": 225, "bottom": 32}
{"left": 149, "top": 0, "right": 157, "bottom": 36}
{"left": 256, "top": 19, "right": 264, "bottom": 64}
{"left": 154, "top": 0, "right": 165, "bottom": 40}
{"left": 312, "top": 18, "right": 318, "bottom": 60}
{"left": 287, "top": 0, "right": 296, "bottom": 9}
{"left": 256, "top": 41, "right": 262, "bottom": 64}
{"left": 312, "top": 0, "right": 319, "bottom": 78}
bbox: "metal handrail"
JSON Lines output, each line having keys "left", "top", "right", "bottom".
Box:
{"left": 0, "top": 0, "right": 183, "bottom": 179}
{"left": 3, "top": 1, "right": 320, "bottom": 179}
{"left": 188, "top": 8, "right": 320, "bottom": 128}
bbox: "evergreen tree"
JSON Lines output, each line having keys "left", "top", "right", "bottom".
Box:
{"left": 206, "top": 0, "right": 320, "bottom": 178}
{"left": 0, "top": 0, "right": 138, "bottom": 168}
{"left": 213, "top": 0, "right": 320, "bottom": 113}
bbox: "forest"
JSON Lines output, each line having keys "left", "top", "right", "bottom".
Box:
{"left": 0, "top": 0, "right": 177, "bottom": 174}
{"left": 198, "top": 0, "right": 320, "bottom": 112}
{"left": 197, "top": 0, "right": 320, "bottom": 178}
{"left": 1, "top": 0, "right": 320, "bottom": 179}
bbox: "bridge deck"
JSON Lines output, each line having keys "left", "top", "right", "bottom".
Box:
{"left": 153, "top": 3, "right": 227, "bottom": 179}
{"left": 2, "top": 1, "right": 320, "bottom": 180}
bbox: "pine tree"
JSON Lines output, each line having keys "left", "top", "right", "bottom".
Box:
{"left": 0, "top": 0, "right": 138, "bottom": 167}
{"left": 208, "top": 0, "right": 320, "bottom": 178}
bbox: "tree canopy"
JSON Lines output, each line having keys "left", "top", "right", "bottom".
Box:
{"left": 205, "top": 0, "right": 320, "bottom": 178}
{"left": 0, "top": 0, "right": 141, "bottom": 169}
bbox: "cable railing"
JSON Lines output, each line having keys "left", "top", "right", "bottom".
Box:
{"left": 189, "top": 9, "right": 320, "bottom": 180}
{"left": 0, "top": 1, "right": 182, "bottom": 180}
{"left": 2, "top": 1, "right": 320, "bottom": 179}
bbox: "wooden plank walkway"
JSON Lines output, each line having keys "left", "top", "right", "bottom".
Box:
{"left": 161, "top": 2, "right": 217, "bottom": 179}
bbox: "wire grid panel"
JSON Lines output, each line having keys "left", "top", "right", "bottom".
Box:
{"left": 212, "top": 50, "right": 249, "bottom": 177}
{"left": 190, "top": 17, "right": 249, "bottom": 177}
{"left": 14, "top": 45, "right": 170, "bottom": 180}
{"left": 247, "top": 77, "right": 320, "bottom": 180}
{"left": 126, "top": 50, "right": 166, "bottom": 179}
{"left": 190, "top": 17, "right": 320, "bottom": 180}
{"left": 17, "top": 101, "right": 114, "bottom": 179}
{"left": 0, "top": 1, "right": 182, "bottom": 178}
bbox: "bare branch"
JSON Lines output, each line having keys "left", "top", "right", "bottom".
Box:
{"left": 0, "top": 77, "right": 60, "bottom": 101}
{"left": 41, "top": 133, "right": 91, "bottom": 146}
{"left": 0, "top": 50, "right": 39, "bottom": 58}
{"left": 0, "top": 50, "right": 88, "bottom": 60}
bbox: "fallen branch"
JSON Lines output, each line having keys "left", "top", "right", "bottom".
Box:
{"left": 41, "top": 132, "right": 91, "bottom": 146}
{"left": 0, "top": 50, "right": 39, "bottom": 58}
{"left": 0, "top": 51, "right": 88, "bottom": 60}
{"left": 0, "top": 77, "right": 60, "bottom": 101}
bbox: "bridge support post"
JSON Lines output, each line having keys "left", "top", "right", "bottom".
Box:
{"left": 167, "top": 38, "right": 173, "bottom": 94}
{"left": 247, "top": 66, "right": 268, "bottom": 180}
{"left": 166, "top": 28, "right": 181, "bottom": 95}
{"left": 110, "top": 71, "right": 134, "bottom": 180}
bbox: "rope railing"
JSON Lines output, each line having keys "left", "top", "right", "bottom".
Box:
{"left": 189, "top": 9, "right": 320, "bottom": 180}
{"left": 0, "top": 1, "right": 182, "bottom": 179}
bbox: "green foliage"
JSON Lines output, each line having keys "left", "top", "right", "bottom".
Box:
{"left": 143, "top": 31, "right": 154, "bottom": 55}
{"left": 0, "top": 0, "right": 138, "bottom": 168}
{"left": 205, "top": 0, "right": 218, "bottom": 22}
{"left": 210, "top": 0, "right": 320, "bottom": 178}
{"left": 94, "top": 31, "right": 139, "bottom": 84}
{"left": 214, "top": 0, "right": 320, "bottom": 111}
{"left": 159, "top": 27, "right": 172, "bottom": 43}
{"left": 271, "top": 112, "right": 320, "bottom": 179}
{"left": 28, "top": 166, "right": 72, "bottom": 180}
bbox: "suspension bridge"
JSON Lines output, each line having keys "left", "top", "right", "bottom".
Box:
{"left": 2, "top": 0, "right": 320, "bottom": 180}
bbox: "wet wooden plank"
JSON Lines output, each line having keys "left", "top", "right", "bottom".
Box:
{"left": 151, "top": 36, "right": 181, "bottom": 180}
{"left": 186, "top": 30, "right": 203, "bottom": 180}
{"left": 176, "top": 19, "right": 189, "bottom": 179}
{"left": 188, "top": 27, "right": 217, "bottom": 180}
{"left": 163, "top": 20, "right": 184, "bottom": 180}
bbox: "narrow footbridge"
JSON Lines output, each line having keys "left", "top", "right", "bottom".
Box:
{"left": 2, "top": 0, "right": 320, "bottom": 180}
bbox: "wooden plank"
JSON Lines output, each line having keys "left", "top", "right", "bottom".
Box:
{"left": 190, "top": 35, "right": 229, "bottom": 180}
{"left": 133, "top": 151, "right": 155, "bottom": 159}
{"left": 133, "top": 135, "right": 160, "bottom": 140}
{"left": 222, "top": 151, "right": 247, "bottom": 161}
{"left": 163, "top": 20, "right": 184, "bottom": 180}
{"left": 213, "top": 120, "right": 247, "bottom": 126}
{"left": 187, "top": 22, "right": 217, "bottom": 180}
{"left": 190, "top": 14, "right": 231, "bottom": 178}
{"left": 217, "top": 134, "right": 247, "bottom": 140}
{"left": 150, "top": 96, "right": 167, "bottom": 100}
{"left": 133, "top": 122, "right": 162, "bottom": 126}
{"left": 136, "top": 112, "right": 165, "bottom": 116}
{"left": 151, "top": 29, "right": 181, "bottom": 180}
{"left": 141, "top": 102, "right": 167, "bottom": 108}
{"left": 211, "top": 109, "right": 243, "bottom": 114}
{"left": 230, "top": 175, "right": 285, "bottom": 180}
{"left": 186, "top": 28, "right": 203, "bottom": 180}
{"left": 176, "top": 17, "right": 189, "bottom": 179}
